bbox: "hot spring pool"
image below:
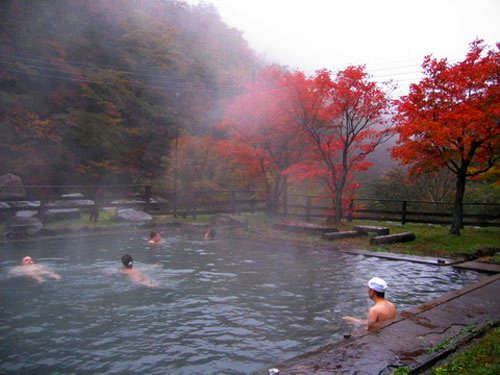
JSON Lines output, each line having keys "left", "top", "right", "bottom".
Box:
{"left": 0, "top": 230, "right": 487, "bottom": 374}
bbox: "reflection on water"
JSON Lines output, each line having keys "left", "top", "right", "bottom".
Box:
{"left": 0, "top": 231, "right": 487, "bottom": 374}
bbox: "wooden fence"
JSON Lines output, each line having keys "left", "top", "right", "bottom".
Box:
{"left": 1, "top": 185, "right": 498, "bottom": 227}
{"left": 280, "top": 195, "right": 500, "bottom": 227}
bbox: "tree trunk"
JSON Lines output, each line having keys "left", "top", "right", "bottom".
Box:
{"left": 335, "top": 188, "right": 343, "bottom": 223}
{"left": 265, "top": 174, "right": 282, "bottom": 216}
{"left": 450, "top": 172, "right": 466, "bottom": 235}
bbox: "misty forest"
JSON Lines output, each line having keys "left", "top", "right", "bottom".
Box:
{"left": 1, "top": 0, "right": 499, "bottom": 235}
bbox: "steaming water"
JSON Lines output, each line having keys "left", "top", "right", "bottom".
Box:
{"left": 0, "top": 230, "right": 487, "bottom": 374}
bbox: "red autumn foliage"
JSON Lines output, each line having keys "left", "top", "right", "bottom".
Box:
{"left": 392, "top": 39, "right": 500, "bottom": 234}
{"left": 283, "top": 66, "right": 391, "bottom": 221}
{"left": 218, "top": 66, "right": 306, "bottom": 214}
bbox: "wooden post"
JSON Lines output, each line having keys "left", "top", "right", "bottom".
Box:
{"left": 90, "top": 186, "right": 100, "bottom": 222}
{"left": 283, "top": 191, "right": 288, "bottom": 217}
{"left": 306, "top": 196, "right": 312, "bottom": 222}
{"left": 231, "top": 191, "right": 237, "bottom": 214}
{"left": 402, "top": 200, "right": 407, "bottom": 225}
{"left": 39, "top": 197, "right": 46, "bottom": 224}
{"left": 173, "top": 189, "right": 178, "bottom": 218}
{"left": 348, "top": 199, "right": 354, "bottom": 222}
{"left": 145, "top": 185, "right": 151, "bottom": 212}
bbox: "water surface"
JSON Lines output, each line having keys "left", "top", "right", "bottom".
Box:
{"left": 0, "top": 230, "right": 486, "bottom": 374}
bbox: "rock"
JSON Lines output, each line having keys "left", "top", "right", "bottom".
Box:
{"left": 0, "top": 174, "right": 26, "bottom": 199}
{"left": 6, "top": 217, "right": 44, "bottom": 238}
{"left": 15, "top": 210, "right": 38, "bottom": 218}
{"left": 60, "top": 193, "right": 85, "bottom": 198}
{"left": 322, "top": 231, "right": 364, "bottom": 240}
{"left": 46, "top": 199, "right": 94, "bottom": 208}
{"left": 112, "top": 208, "right": 153, "bottom": 222}
{"left": 274, "top": 221, "right": 337, "bottom": 233}
{"left": 354, "top": 225, "right": 390, "bottom": 235}
{"left": 0, "top": 201, "right": 11, "bottom": 220}
{"left": 370, "top": 232, "right": 416, "bottom": 245}
{"left": 44, "top": 208, "right": 81, "bottom": 221}
{"left": 209, "top": 214, "right": 247, "bottom": 227}
{"left": 8, "top": 201, "right": 41, "bottom": 208}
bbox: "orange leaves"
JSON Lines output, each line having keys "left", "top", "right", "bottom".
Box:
{"left": 393, "top": 39, "right": 500, "bottom": 177}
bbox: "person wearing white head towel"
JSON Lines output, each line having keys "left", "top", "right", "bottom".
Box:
{"left": 343, "top": 277, "right": 396, "bottom": 331}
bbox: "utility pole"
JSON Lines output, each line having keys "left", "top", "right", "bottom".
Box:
{"left": 173, "top": 92, "right": 180, "bottom": 217}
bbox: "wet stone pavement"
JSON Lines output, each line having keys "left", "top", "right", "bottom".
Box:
{"left": 255, "top": 273, "right": 500, "bottom": 375}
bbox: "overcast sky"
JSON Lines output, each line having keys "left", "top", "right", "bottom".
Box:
{"left": 191, "top": 0, "right": 499, "bottom": 94}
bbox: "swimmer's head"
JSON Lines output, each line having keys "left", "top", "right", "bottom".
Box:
{"left": 22, "top": 256, "right": 34, "bottom": 266}
{"left": 121, "top": 254, "right": 133, "bottom": 269}
{"left": 205, "top": 228, "right": 216, "bottom": 239}
{"left": 149, "top": 231, "right": 161, "bottom": 243}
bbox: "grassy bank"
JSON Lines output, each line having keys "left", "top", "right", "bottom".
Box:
{"left": 235, "top": 213, "right": 500, "bottom": 260}
{"left": 429, "top": 326, "right": 500, "bottom": 374}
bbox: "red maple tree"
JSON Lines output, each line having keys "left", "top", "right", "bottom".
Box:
{"left": 284, "top": 67, "right": 391, "bottom": 222}
{"left": 218, "top": 66, "right": 306, "bottom": 214}
{"left": 392, "top": 40, "right": 500, "bottom": 235}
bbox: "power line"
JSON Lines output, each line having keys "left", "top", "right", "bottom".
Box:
{"left": 0, "top": 66, "right": 244, "bottom": 95}
{"left": 2, "top": 53, "right": 428, "bottom": 87}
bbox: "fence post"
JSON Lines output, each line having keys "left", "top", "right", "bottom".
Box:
{"left": 306, "top": 196, "right": 312, "bottom": 222}
{"left": 348, "top": 199, "right": 354, "bottom": 222}
{"left": 283, "top": 192, "right": 288, "bottom": 217}
{"left": 145, "top": 185, "right": 151, "bottom": 212}
{"left": 90, "top": 186, "right": 100, "bottom": 222}
{"left": 402, "top": 200, "right": 407, "bottom": 225}
{"left": 173, "top": 190, "right": 178, "bottom": 218}
{"left": 231, "top": 191, "right": 238, "bottom": 214}
{"left": 39, "top": 197, "right": 46, "bottom": 224}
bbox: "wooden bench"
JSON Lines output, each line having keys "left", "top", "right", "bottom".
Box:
{"left": 354, "top": 225, "right": 390, "bottom": 235}
{"left": 369, "top": 232, "right": 415, "bottom": 245}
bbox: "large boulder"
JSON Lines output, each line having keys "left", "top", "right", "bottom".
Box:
{"left": 0, "top": 174, "right": 26, "bottom": 199}
{"left": 15, "top": 210, "right": 38, "bottom": 218}
{"left": 0, "top": 201, "right": 10, "bottom": 221}
{"left": 46, "top": 199, "right": 94, "bottom": 208}
{"left": 43, "top": 208, "right": 81, "bottom": 222}
{"left": 8, "top": 201, "right": 40, "bottom": 208}
{"left": 112, "top": 208, "right": 153, "bottom": 222}
{"left": 5, "top": 217, "right": 44, "bottom": 239}
{"left": 209, "top": 214, "right": 247, "bottom": 227}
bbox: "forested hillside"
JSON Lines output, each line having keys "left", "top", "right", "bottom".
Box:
{"left": 0, "top": 0, "right": 259, "bottom": 184}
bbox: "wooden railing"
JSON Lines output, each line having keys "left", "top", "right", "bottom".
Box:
{"left": 279, "top": 195, "right": 500, "bottom": 227}
{"left": 2, "top": 186, "right": 497, "bottom": 227}
{"left": 348, "top": 198, "right": 500, "bottom": 227}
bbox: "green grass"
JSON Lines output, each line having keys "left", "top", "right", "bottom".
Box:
{"left": 431, "top": 327, "right": 500, "bottom": 374}
{"left": 392, "top": 367, "right": 410, "bottom": 375}
{"left": 340, "top": 221, "right": 500, "bottom": 258}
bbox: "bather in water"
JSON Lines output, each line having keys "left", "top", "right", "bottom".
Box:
{"left": 120, "top": 254, "right": 158, "bottom": 288}
{"left": 9, "top": 256, "right": 62, "bottom": 283}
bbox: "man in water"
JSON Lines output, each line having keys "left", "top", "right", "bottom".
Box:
{"left": 15, "top": 256, "right": 62, "bottom": 282}
{"left": 343, "top": 277, "right": 396, "bottom": 331}
{"left": 204, "top": 228, "right": 216, "bottom": 240}
{"left": 120, "top": 254, "right": 158, "bottom": 288}
{"left": 148, "top": 231, "right": 161, "bottom": 244}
